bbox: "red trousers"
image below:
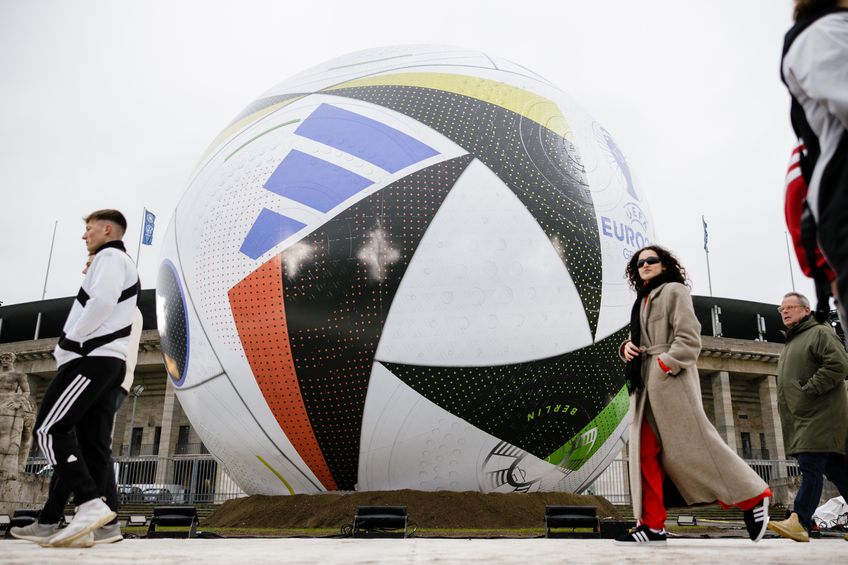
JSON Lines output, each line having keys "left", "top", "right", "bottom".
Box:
{"left": 639, "top": 419, "right": 666, "bottom": 529}
{"left": 639, "top": 419, "right": 772, "bottom": 529}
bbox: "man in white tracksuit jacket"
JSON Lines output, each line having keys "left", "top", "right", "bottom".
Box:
{"left": 32, "top": 209, "right": 140, "bottom": 548}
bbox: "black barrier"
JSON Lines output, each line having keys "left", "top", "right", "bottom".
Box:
{"left": 0, "top": 514, "right": 10, "bottom": 538}
{"left": 352, "top": 506, "right": 408, "bottom": 538}
{"left": 147, "top": 506, "right": 198, "bottom": 539}
{"left": 10, "top": 509, "right": 39, "bottom": 530}
{"left": 599, "top": 519, "right": 638, "bottom": 539}
{"left": 544, "top": 505, "right": 601, "bottom": 538}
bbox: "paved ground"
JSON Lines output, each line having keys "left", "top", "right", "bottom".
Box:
{"left": 1, "top": 537, "right": 845, "bottom": 564}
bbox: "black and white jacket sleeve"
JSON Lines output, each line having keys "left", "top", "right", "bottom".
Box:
{"left": 782, "top": 11, "right": 848, "bottom": 218}
{"left": 54, "top": 241, "right": 140, "bottom": 367}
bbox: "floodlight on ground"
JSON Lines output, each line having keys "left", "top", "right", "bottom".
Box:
{"left": 351, "top": 506, "right": 408, "bottom": 538}
{"left": 677, "top": 514, "right": 697, "bottom": 526}
{"left": 544, "top": 505, "right": 601, "bottom": 538}
{"left": 10, "top": 509, "right": 39, "bottom": 529}
{"left": 599, "top": 519, "right": 638, "bottom": 539}
{"left": 127, "top": 515, "right": 148, "bottom": 527}
{"left": 0, "top": 514, "right": 11, "bottom": 537}
{"left": 147, "top": 506, "right": 198, "bottom": 539}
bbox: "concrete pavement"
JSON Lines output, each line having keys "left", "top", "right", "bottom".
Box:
{"left": 1, "top": 536, "right": 845, "bottom": 564}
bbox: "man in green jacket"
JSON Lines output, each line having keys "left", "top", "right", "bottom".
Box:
{"left": 769, "top": 292, "right": 848, "bottom": 542}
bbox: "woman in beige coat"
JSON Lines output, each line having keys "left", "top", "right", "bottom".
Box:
{"left": 614, "top": 245, "right": 772, "bottom": 546}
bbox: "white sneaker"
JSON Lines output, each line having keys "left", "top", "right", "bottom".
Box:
{"left": 46, "top": 498, "right": 116, "bottom": 548}
{"left": 93, "top": 522, "right": 123, "bottom": 544}
{"left": 63, "top": 532, "right": 95, "bottom": 548}
{"left": 9, "top": 521, "right": 59, "bottom": 543}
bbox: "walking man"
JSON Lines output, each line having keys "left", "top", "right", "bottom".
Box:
{"left": 769, "top": 291, "right": 848, "bottom": 542}
{"left": 11, "top": 253, "right": 142, "bottom": 546}
{"left": 32, "top": 209, "right": 140, "bottom": 547}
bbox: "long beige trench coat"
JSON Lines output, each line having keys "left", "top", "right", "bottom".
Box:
{"left": 626, "top": 282, "right": 768, "bottom": 521}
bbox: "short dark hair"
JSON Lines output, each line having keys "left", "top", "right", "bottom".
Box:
{"left": 625, "top": 245, "right": 689, "bottom": 290}
{"left": 84, "top": 209, "right": 127, "bottom": 234}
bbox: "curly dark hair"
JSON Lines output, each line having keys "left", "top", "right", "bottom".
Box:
{"left": 625, "top": 245, "right": 689, "bottom": 290}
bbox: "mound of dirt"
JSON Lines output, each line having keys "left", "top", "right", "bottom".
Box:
{"left": 205, "top": 490, "right": 620, "bottom": 530}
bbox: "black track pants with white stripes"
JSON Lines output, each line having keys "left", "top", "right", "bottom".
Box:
{"left": 39, "top": 388, "right": 127, "bottom": 524}
{"left": 34, "top": 356, "right": 124, "bottom": 505}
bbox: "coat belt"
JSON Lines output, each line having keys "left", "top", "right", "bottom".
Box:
{"left": 643, "top": 344, "right": 672, "bottom": 354}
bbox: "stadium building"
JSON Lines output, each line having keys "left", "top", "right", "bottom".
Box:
{"left": 0, "top": 291, "right": 820, "bottom": 505}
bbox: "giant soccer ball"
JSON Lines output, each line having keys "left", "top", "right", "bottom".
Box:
{"left": 156, "top": 46, "right": 655, "bottom": 495}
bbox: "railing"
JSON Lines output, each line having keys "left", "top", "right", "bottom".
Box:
{"left": 745, "top": 458, "right": 800, "bottom": 483}
{"left": 25, "top": 453, "right": 246, "bottom": 505}
{"left": 116, "top": 442, "right": 209, "bottom": 457}
{"left": 587, "top": 458, "right": 631, "bottom": 505}
{"left": 585, "top": 458, "right": 801, "bottom": 506}
{"left": 24, "top": 454, "right": 799, "bottom": 507}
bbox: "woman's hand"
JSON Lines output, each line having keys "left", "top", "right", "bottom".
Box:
{"left": 622, "top": 340, "right": 641, "bottom": 362}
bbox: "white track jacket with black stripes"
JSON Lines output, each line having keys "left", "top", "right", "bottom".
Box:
{"left": 782, "top": 10, "right": 848, "bottom": 221}
{"left": 54, "top": 240, "right": 140, "bottom": 367}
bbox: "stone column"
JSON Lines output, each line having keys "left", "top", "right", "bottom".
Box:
{"left": 759, "top": 375, "right": 787, "bottom": 476}
{"left": 711, "top": 371, "right": 738, "bottom": 452}
{"left": 154, "top": 377, "right": 178, "bottom": 485}
{"left": 113, "top": 397, "right": 131, "bottom": 456}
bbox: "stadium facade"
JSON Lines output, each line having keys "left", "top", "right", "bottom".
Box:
{"left": 0, "top": 291, "right": 801, "bottom": 503}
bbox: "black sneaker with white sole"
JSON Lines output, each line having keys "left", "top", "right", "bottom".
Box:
{"left": 743, "top": 496, "right": 769, "bottom": 542}
{"left": 614, "top": 524, "right": 668, "bottom": 546}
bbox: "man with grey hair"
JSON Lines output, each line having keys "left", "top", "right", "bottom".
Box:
{"left": 769, "top": 291, "right": 848, "bottom": 542}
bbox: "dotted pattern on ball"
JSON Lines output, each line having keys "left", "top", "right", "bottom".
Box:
{"left": 325, "top": 84, "right": 602, "bottom": 338}
{"left": 227, "top": 92, "right": 305, "bottom": 128}
{"left": 194, "top": 138, "right": 284, "bottom": 351}
{"left": 382, "top": 325, "right": 629, "bottom": 461}
{"left": 280, "top": 154, "right": 474, "bottom": 490}
{"left": 228, "top": 254, "right": 337, "bottom": 490}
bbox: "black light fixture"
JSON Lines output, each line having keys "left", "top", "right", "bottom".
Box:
{"left": 599, "top": 518, "right": 638, "bottom": 539}
{"left": 0, "top": 514, "right": 11, "bottom": 538}
{"left": 147, "top": 506, "right": 198, "bottom": 539}
{"left": 351, "top": 506, "right": 408, "bottom": 538}
{"left": 544, "top": 505, "right": 601, "bottom": 538}
{"left": 10, "top": 509, "right": 39, "bottom": 530}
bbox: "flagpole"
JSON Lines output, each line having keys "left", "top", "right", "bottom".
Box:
{"left": 702, "top": 215, "right": 713, "bottom": 297}
{"left": 705, "top": 250, "right": 713, "bottom": 297}
{"left": 136, "top": 207, "right": 145, "bottom": 264}
{"left": 784, "top": 231, "right": 796, "bottom": 292}
{"left": 41, "top": 220, "right": 58, "bottom": 300}
{"left": 35, "top": 220, "right": 58, "bottom": 339}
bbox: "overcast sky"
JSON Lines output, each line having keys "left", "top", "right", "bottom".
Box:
{"left": 0, "top": 0, "right": 809, "bottom": 309}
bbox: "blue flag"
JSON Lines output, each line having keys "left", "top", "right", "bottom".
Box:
{"left": 142, "top": 210, "right": 156, "bottom": 245}
{"left": 702, "top": 215, "right": 709, "bottom": 253}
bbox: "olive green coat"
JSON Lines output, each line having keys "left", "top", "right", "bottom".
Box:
{"left": 625, "top": 282, "right": 768, "bottom": 522}
{"left": 776, "top": 316, "right": 848, "bottom": 456}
